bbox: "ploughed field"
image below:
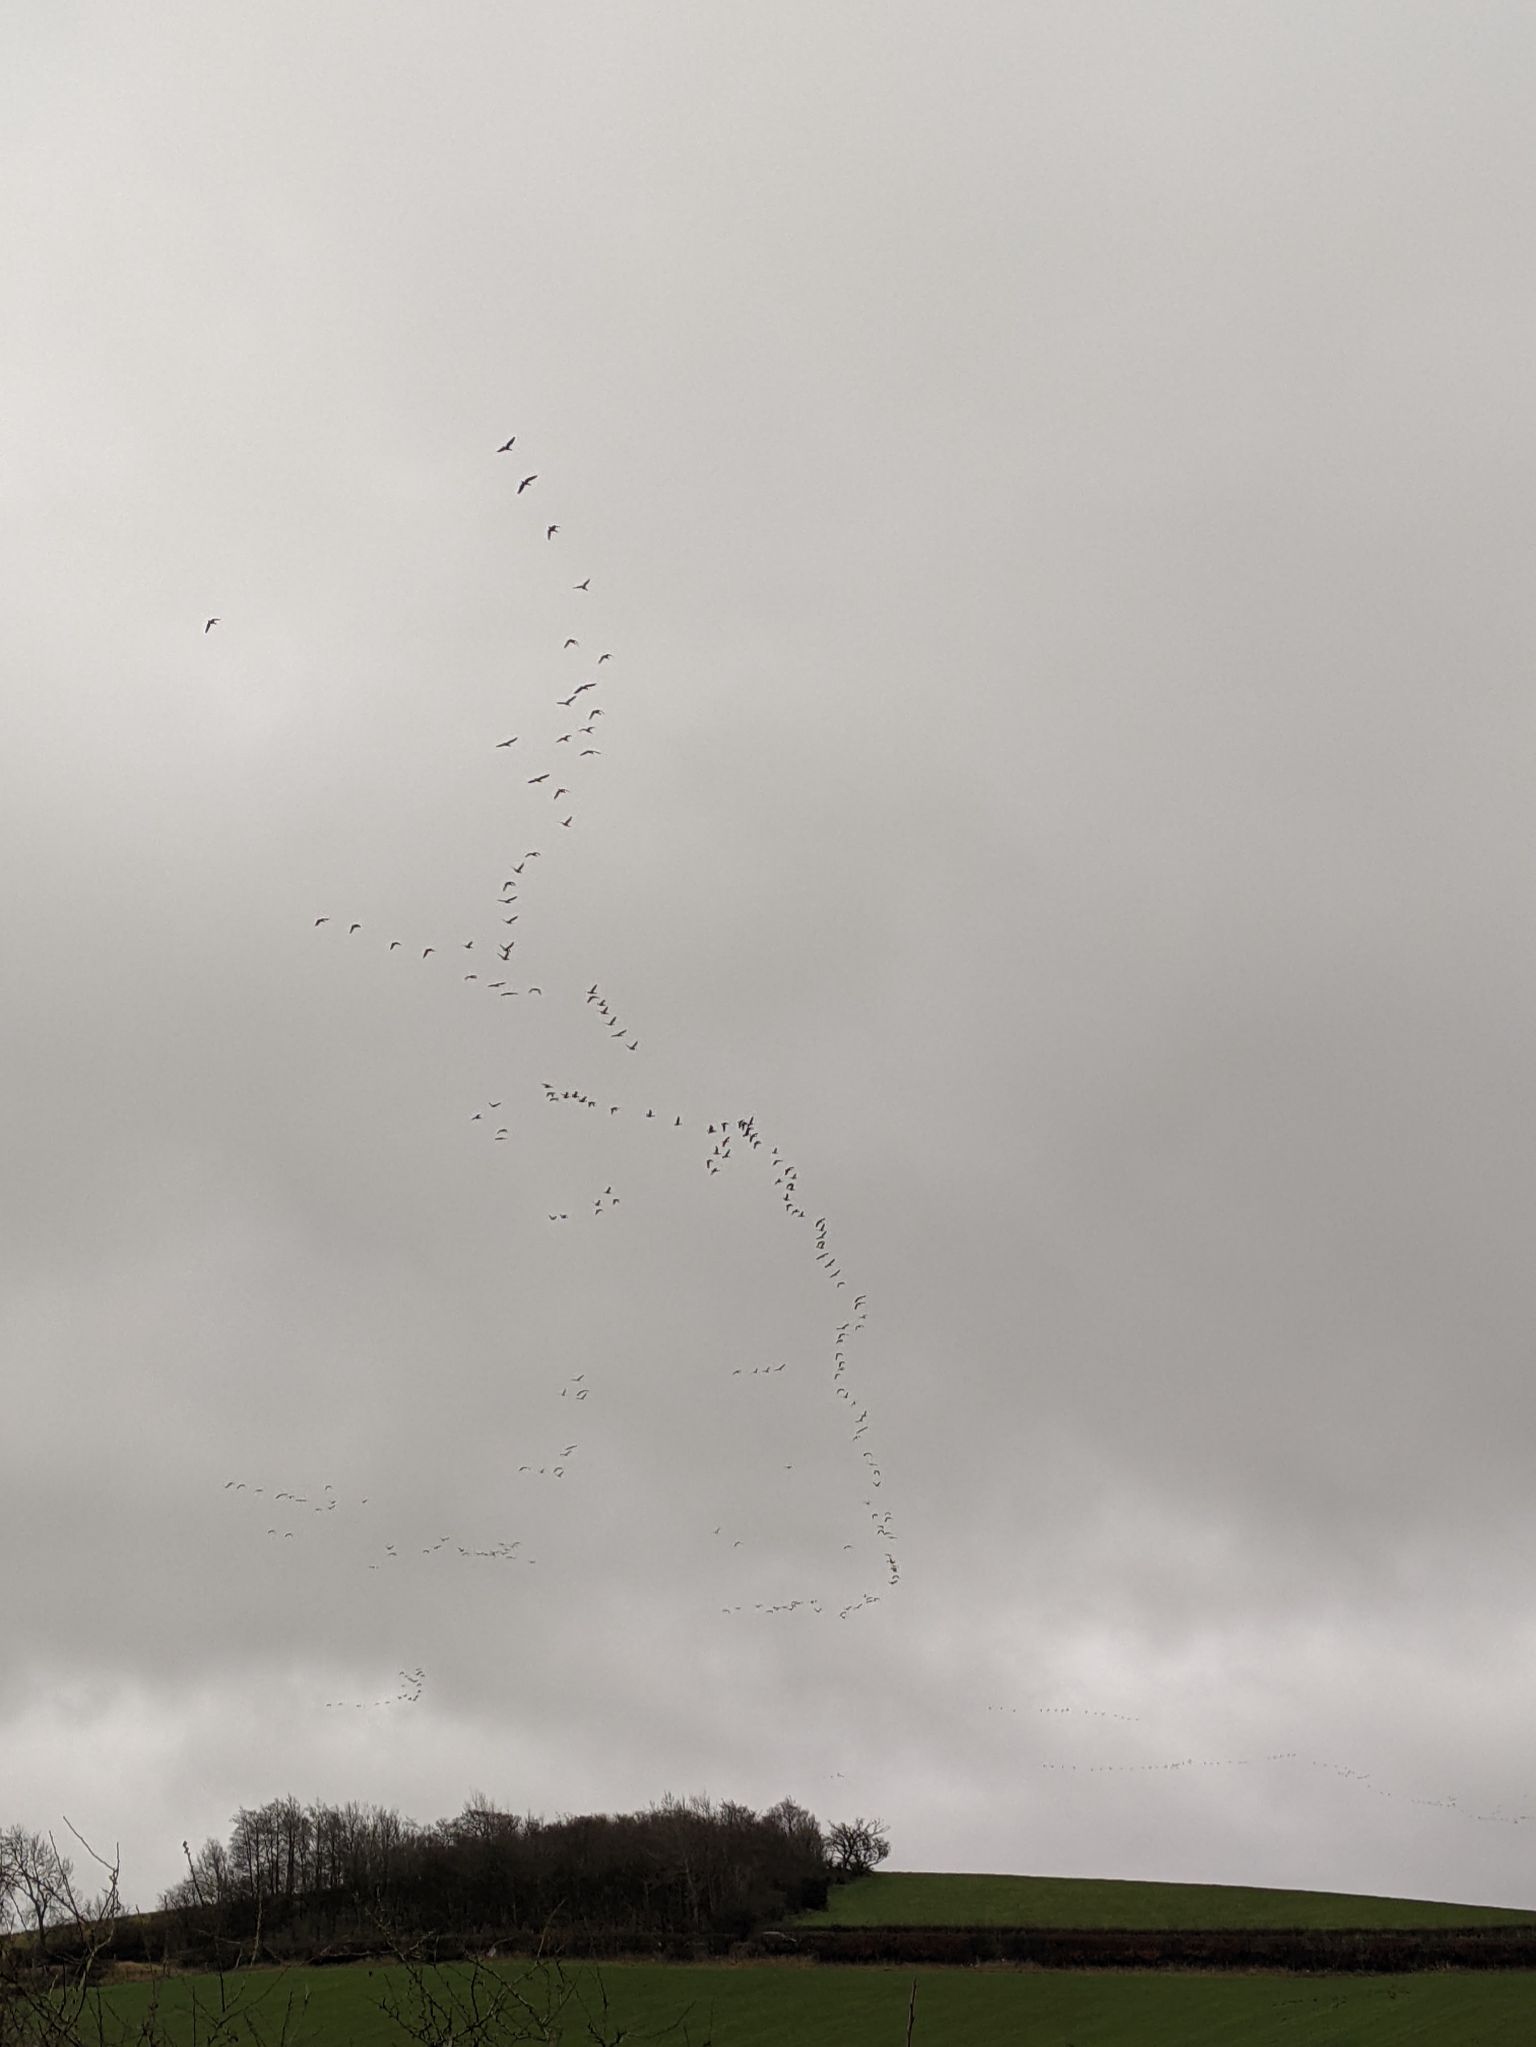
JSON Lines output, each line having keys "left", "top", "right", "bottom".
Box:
{"left": 89, "top": 1958, "right": 1536, "bottom": 2046}
{"left": 791, "top": 1868, "right": 1536, "bottom": 1931}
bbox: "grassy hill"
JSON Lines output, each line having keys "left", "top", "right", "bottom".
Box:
{"left": 791, "top": 1869, "right": 1536, "bottom": 1931}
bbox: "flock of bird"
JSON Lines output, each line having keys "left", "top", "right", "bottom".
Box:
{"left": 215, "top": 434, "right": 894, "bottom": 1712}
{"left": 213, "top": 440, "right": 1531, "bottom": 1853}
{"left": 972, "top": 1698, "right": 1536, "bottom": 1832}
{"left": 324, "top": 1668, "right": 425, "bottom": 1713}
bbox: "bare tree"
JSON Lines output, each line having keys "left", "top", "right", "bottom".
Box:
{"left": 0, "top": 1833, "right": 72, "bottom": 1960}
{"left": 824, "top": 1816, "right": 891, "bottom": 1881}
{"left": 1, "top": 1821, "right": 316, "bottom": 2047}
{"left": 0, "top": 1820, "right": 123, "bottom": 2046}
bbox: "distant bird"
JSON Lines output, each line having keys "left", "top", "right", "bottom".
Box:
{"left": 561, "top": 817, "right": 572, "bottom": 827}
{"left": 390, "top": 940, "right": 401, "bottom": 949}
{"left": 349, "top": 923, "right": 361, "bottom": 934}
{"left": 314, "top": 916, "right": 330, "bottom": 926}
{"left": 205, "top": 618, "right": 220, "bottom": 632}
{"left": 422, "top": 948, "right": 435, "bottom": 958}
{"left": 496, "top": 736, "right": 518, "bottom": 747}
{"left": 581, "top": 749, "right": 600, "bottom": 757}
{"left": 574, "top": 578, "right": 590, "bottom": 590}
{"left": 518, "top": 475, "right": 537, "bottom": 493}
{"left": 598, "top": 653, "right": 611, "bottom": 663}
{"left": 553, "top": 787, "right": 568, "bottom": 801}
{"left": 499, "top": 943, "right": 514, "bottom": 960}
{"left": 564, "top": 638, "right": 578, "bottom": 648}
{"left": 497, "top": 436, "right": 516, "bottom": 452}
{"left": 528, "top": 772, "right": 549, "bottom": 784}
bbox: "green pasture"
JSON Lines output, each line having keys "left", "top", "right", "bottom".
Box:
{"left": 85, "top": 1959, "right": 1536, "bottom": 2047}
{"left": 793, "top": 1868, "right": 1536, "bottom": 1930}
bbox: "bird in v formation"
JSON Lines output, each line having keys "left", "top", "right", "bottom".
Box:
{"left": 307, "top": 430, "right": 1296, "bottom": 1746}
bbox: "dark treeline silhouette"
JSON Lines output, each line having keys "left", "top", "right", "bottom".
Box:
{"left": 156, "top": 1792, "right": 849, "bottom": 1958}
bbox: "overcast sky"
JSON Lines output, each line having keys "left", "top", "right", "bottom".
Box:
{"left": 7, "top": 1, "right": 1536, "bottom": 1916}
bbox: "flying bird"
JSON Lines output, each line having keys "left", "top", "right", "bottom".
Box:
{"left": 528, "top": 773, "right": 549, "bottom": 784}
{"left": 314, "top": 917, "right": 330, "bottom": 926}
{"left": 349, "top": 923, "right": 361, "bottom": 934}
{"left": 518, "top": 475, "right": 537, "bottom": 493}
{"left": 546, "top": 524, "right": 559, "bottom": 539}
{"left": 422, "top": 948, "right": 435, "bottom": 958}
{"left": 574, "top": 578, "right": 590, "bottom": 590}
{"left": 496, "top": 737, "right": 518, "bottom": 747}
{"left": 598, "top": 653, "right": 611, "bottom": 663}
{"left": 497, "top": 436, "right": 516, "bottom": 451}
{"left": 563, "top": 638, "right": 578, "bottom": 648}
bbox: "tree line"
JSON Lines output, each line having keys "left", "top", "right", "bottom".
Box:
{"left": 147, "top": 1792, "right": 888, "bottom": 1952}
{"left": 0, "top": 1794, "right": 882, "bottom": 1970}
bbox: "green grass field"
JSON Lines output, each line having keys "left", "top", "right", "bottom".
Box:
{"left": 88, "top": 1958, "right": 1536, "bottom": 2046}
{"left": 68, "top": 1874, "right": 1536, "bottom": 2045}
{"left": 793, "top": 1869, "right": 1536, "bottom": 1930}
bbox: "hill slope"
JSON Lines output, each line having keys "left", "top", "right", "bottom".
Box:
{"left": 792, "top": 1870, "right": 1536, "bottom": 1931}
